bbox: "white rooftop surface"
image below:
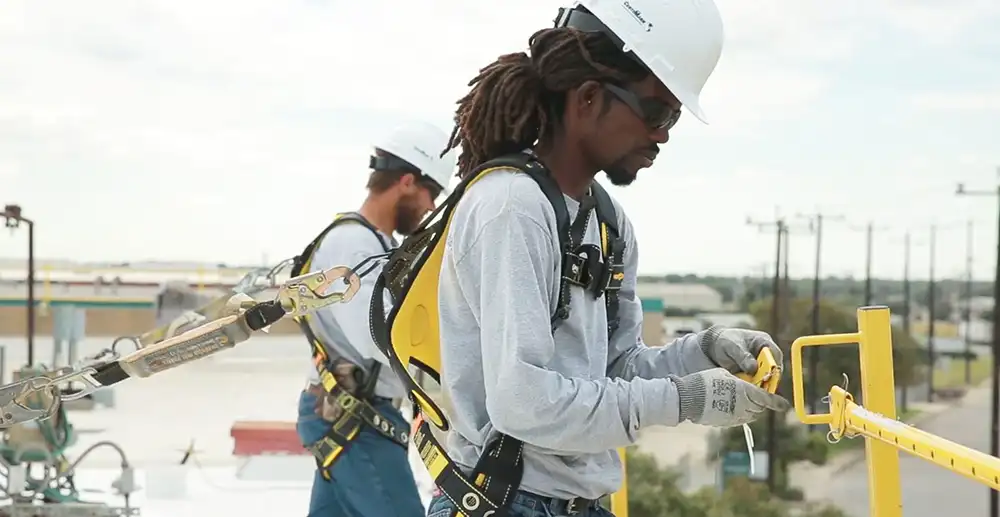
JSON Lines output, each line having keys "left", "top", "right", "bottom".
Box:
{"left": 0, "top": 334, "right": 719, "bottom": 514}
{"left": 0, "top": 335, "right": 437, "bottom": 515}
{"left": 44, "top": 453, "right": 436, "bottom": 516}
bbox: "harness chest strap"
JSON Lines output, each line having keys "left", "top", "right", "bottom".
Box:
{"left": 291, "top": 212, "right": 407, "bottom": 480}
{"left": 369, "top": 153, "right": 627, "bottom": 517}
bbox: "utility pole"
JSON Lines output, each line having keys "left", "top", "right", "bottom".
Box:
{"left": 746, "top": 215, "right": 787, "bottom": 492}
{"left": 758, "top": 263, "right": 769, "bottom": 302}
{"left": 847, "top": 221, "right": 887, "bottom": 307}
{"left": 768, "top": 220, "right": 784, "bottom": 493}
{"left": 795, "top": 212, "right": 844, "bottom": 417}
{"left": 966, "top": 219, "right": 974, "bottom": 385}
{"left": 813, "top": 216, "right": 822, "bottom": 329}
{"left": 781, "top": 227, "right": 791, "bottom": 341}
{"left": 2, "top": 205, "right": 35, "bottom": 367}
{"left": 865, "top": 222, "right": 874, "bottom": 306}
{"left": 901, "top": 231, "right": 912, "bottom": 413}
{"left": 955, "top": 175, "right": 1000, "bottom": 517}
{"left": 928, "top": 224, "right": 937, "bottom": 403}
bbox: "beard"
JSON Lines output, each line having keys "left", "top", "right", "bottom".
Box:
{"left": 394, "top": 194, "right": 426, "bottom": 236}
{"left": 603, "top": 145, "right": 660, "bottom": 186}
{"left": 603, "top": 164, "right": 637, "bottom": 186}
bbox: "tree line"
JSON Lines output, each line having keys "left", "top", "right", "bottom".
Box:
{"left": 640, "top": 273, "right": 990, "bottom": 319}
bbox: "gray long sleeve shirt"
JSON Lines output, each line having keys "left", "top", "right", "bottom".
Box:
{"left": 437, "top": 168, "right": 716, "bottom": 500}
{"left": 304, "top": 221, "right": 406, "bottom": 400}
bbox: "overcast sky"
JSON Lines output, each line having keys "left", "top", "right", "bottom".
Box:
{"left": 2, "top": 0, "right": 999, "bottom": 281}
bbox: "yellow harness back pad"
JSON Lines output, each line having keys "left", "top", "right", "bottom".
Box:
{"left": 385, "top": 166, "right": 509, "bottom": 430}
{"left": 376, "top": 159, "right": 627, "bottom": 517}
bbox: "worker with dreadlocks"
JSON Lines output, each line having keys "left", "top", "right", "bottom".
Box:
{"left": 423, "top": 1, "right": 790, "bottom": 516}
{"left": 293, "top": 120, "right": 455, "bottom": 517}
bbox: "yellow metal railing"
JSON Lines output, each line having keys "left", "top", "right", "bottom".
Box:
{"left": 608, "top": 305, "right": 1000, "bottom": 517}
{"left": 791, "top": 305, "right": 1000, "bottom": 517}
{"left": 611, "top": 451, "right": 628, "bottom": 516}
{"left": 39, "top": 263, "right": 52, "bottom": 316}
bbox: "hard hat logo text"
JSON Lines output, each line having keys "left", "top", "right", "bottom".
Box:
{"left": 623, "top": 2, "right": 654, "bottom": 32}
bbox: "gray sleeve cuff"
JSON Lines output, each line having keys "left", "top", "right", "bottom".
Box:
{"left": 671, "top": 373, "right": 706, "bottom": 423}
{"left": 698, "top": 325, "right": 727, "bottom": 367}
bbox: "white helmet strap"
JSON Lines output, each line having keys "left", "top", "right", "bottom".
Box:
{"left": 369, "top": 152, "right": 445, "bottom": 193}
{"left": 370, "top": 152, "right": 420, "bottom": 174}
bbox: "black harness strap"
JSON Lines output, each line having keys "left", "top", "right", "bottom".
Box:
{"left": 290, "top": 212, "right": 406, "bottom": 481}
{"left": 368, "top": 152, "right": 627, "bottom": 517}
{"left": 530, "top": 161, "right": 625, "bottom": 340}
{"left": 591, "top": 183, "right": 626, "bottom": 337}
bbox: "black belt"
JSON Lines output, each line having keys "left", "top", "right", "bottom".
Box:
{"left": 525, "top": 492, "right": 602, "bottom": 516}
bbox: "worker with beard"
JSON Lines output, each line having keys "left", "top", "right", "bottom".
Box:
{"left": 420, "top": 1, "right": 789, "bottom": 516}
{"left": 293, "top": 120, "right": 455, "bottom": 517}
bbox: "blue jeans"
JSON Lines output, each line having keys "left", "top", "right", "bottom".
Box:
{"left": 296, "top": 389, "right": 424, "bottom": 517}
{"left": 426, "top": 491, "right": 615, "bottom": 517}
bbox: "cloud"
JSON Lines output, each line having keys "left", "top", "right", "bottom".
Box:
{"left": 686, "top": 63, "right": 829, "bottom": 134}
{"left": 875, "top": 0, "right": 1000, "bottom": 43}
{"left": 1, "top": 0, "right": 996, "bottom": 276}
{"left": 908, "top": 91, "right": 1000, "bottom": 111}
{"left": 716, "top": 0, "right": 869, "bottom": 61}
{"left": 0, "top": 161, "right": 20, "bottom": 181}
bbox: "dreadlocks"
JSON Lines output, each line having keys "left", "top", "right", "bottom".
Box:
{"left": 443, "top": 27, "right": 650, "bottom": 177}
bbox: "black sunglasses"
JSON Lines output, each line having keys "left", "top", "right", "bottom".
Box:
{"left": 603, "top": 83, "right": 681, "bottom": 131}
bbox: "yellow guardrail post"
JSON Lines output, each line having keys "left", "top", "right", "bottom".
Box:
{"left": 39, "top": 263, "right": 52, "bottom": 316}
{"left": 857, "top": 306, "right": 903, "bottom": 517}
{"left": 610, "top": 447, "right": 628, "bottom": 517}
{"left": 791, "top": 305, "right": 902, "bottom": 517}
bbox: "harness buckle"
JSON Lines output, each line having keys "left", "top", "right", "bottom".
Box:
{"left": 561, "top": 251, "right": 589, "bottom": 287}
{"left": 563, "top": 244, "right": 604, "bottom": 291}
{"left": 602, "top": 262, "right": 625, "bottom": 292}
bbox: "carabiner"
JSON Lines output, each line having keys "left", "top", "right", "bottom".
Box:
{"left": 278, "top": 266, "right": 361, "bottom": 316}
{"left": 0, "top": 376, "right": 59, "bottom": 427}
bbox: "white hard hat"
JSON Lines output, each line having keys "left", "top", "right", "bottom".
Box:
{"left": 554, "top": 0, "right": 724, "bottom": 123}
{"left": 371, "top": 120, "right": 456, "bottom": 194}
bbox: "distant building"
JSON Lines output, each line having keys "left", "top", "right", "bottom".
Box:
{"left": 637, "top": 282, "right": 724, "bottom": 313}
{"left": 958, "top": 319, "right": 992, "bottom": 344}
{"left": 917, "top": 336, "right": 989, "bottom": 363}
{"left": 967, "top": 296, "right": 994, "bottom": 315}
{"left": 662, "top": 312, "right": 756, "bottom": 342}
{"left": 154, "top": 281, "right": 213, "bottom": 327}
{"left": 636, "top": 282, "right": 726, "bottom": 346}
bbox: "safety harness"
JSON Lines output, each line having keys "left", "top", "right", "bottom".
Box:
{"left": 291, "top": 212, "right": 410, "bottom": 481}
{"left": 369, "top": 152, "right": 625, "bottom": 517}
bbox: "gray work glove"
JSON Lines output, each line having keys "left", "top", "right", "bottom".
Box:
{"left": 671, "top": 368, "right": 791, "bottom": 427}
{"left": 700, "top": 325, "right": 784, "bottom": 376}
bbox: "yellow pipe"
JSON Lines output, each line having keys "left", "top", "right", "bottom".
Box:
{"left": 40, "top": 263, "right": 52, "bottom": 316}
{"left": 610, "top": 448, "right": 628, "bottom": 517}
{"left": 856, "top": 307, "right": 902, "bottom": 517}
{"left": 790, "top": 331, "right": 860, "bottom": 425}
{"left": 41, "top": 264, "right": 51, "bottom": 301}
{"left": 791, "top": 307, "right": 924, "bottom": 517}
{"left": 829, "top": 386, "right": 1000, "bottom": 489}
